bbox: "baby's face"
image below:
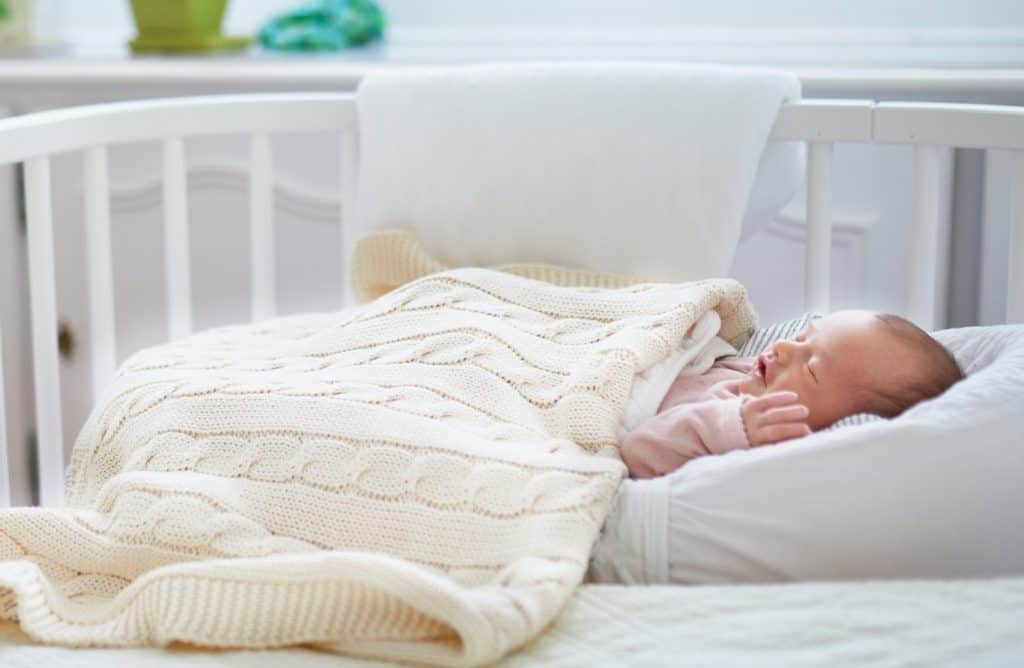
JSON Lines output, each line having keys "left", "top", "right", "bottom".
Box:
{"left": 737, "top": 310, "right": 903, "bottom": 430}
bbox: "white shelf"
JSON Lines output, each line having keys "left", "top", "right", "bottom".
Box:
{"left": 0, "top": 26, "right": 1023, "bottom": 94}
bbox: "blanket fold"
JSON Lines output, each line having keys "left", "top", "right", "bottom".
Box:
{"left": 0, "top": 268, "right": 753, "bottom": 666}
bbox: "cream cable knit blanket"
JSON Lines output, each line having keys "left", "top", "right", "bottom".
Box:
{"left": 349, "top": 229, "right": 652, "bottom": 304}
{"left": 0, "top": 268, "right": 753, "bottom": 666}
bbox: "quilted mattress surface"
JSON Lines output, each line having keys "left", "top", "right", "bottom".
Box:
{"left": 1, "top": 579, "right": 1021, "bottom": 667}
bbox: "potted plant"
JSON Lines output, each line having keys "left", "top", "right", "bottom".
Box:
{"left": 0, "top": 0, "right": 33, "bottom": 47}
{"left": 128, "top": 0, "right": 249, "bottom": 52}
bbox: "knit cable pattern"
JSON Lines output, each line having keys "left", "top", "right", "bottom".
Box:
{"left": 0, "top": 267, "right": 753, "bottom": 666}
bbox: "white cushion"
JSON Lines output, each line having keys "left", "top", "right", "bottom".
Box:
{"left": 354, "top": 63, "right": 801, "bottom": 284}
{"left": 590, "top": 323, "right": 1024, "bottom": 583}
{"left": 740, "top": 140, "right": 805, "bottom": 240}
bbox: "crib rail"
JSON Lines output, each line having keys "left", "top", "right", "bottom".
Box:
{"left": 1, "top": 93, "right": 1023, "bottom": 507}
{"left": 0, "top": 94, "right": 359, "bottom": 507}
{"left": 769, "top": 99, "right": 1024, "bottom": 325}
{"left": 0, "top": 328, "right": 9, "bottom": 507}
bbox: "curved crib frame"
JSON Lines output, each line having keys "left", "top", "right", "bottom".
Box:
{"left": 0, "top": 93, "right": 1022, "bottom": 507}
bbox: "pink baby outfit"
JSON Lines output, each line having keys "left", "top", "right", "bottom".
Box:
{"left": 621, "top": 357, "right": 756, "bottom": 479}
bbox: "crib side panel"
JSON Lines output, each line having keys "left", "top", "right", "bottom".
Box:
{"left": 24, "top": 156, "right": 65, "bottom": 507}
{"left": 249, "top": 133, "right": 276, "bottom": 321}
{"left": 3, "top": 94, "right": 1024, "bottom": 513}
{"left": 1009, "top": 153, "right": 1024, "bottom": 323}
{"left": 84, "top": 145, "right": 118, "bottom": 402}
{"left": 163, "top": 138, "right": 193, "bottom": 340}
{"left": 0, "top": 328, "right": 10, "bottom": 507}
{"left": 804, "top": 142, "right": 834, "bottom": 313}
{"left": 908, "top": 145, "right": 943, "bottom": 330}
{"left": 0, "top": 94, "right": 357, "bottom": 507}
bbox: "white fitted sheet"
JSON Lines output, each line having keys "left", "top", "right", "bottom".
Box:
{"left": 2, "top": 579, "right": 1021, "bottom": 667}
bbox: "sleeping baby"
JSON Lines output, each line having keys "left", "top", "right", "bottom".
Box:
{"left": 621, "top": 310, "right": 964, "bottom": 479}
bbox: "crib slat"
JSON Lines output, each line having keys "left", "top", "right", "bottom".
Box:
{"left": 1009, "top": 152, "right": 1024, "bottom": 324}
{"left": 0, "top": 327, "right": 11, "bottom": 507}
{"left": 908, "top": 145, "right": 941, "bottom": 329}
{"left": 24, "top": 157, "right": 65, "bottom": 507}
{"left": 340, "top": 128, "right": 358, "bottom": 307}
{"left": 805, "top": 142, "right": 833, "bottom": 313}
{"left": 84, "top": 146, "right": 117, "bottom": 399}
{"left": 162, "top": 138, "right": 192, "bottom": 339}
{"left": 249, "top": 133, "right": 275, "bottom": 321}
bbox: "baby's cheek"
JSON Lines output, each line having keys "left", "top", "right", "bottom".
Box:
{"left": 769, "top": 375, "right": 800, "bottom": 397}
{"left": 772, "top": 379, "right": 814, "bottom": 416}
{"left": 738, "top": 376, "right": 765, "bottom": 396}
{"left": 796, "top": 392, "right": 816, "bottom": 420}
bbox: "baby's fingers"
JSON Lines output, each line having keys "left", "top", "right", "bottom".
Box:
{"left": 745, "top": 391, "right": 800, "bottom": 412}
{"left": 759, "top": 404, "right": 809, "bottom": 425}
{"left": 757, "top": 422, "right": 812, "bottom": 445}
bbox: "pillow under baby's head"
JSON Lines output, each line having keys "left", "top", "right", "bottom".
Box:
{"left": 744, "top": 310, "right": 963, "bottom": 431}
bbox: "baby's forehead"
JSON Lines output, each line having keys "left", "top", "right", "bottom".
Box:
{"left": 817, "top": 312, "right": 904, "bottom": 347}
{"left": 824, "top": 323, "right": 920, "bottom": 380}
{"left": 813, "top": 314, "right": 896, "bottom": 353}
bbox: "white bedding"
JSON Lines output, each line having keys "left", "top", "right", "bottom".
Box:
{"left": 2, "top": 579, "right": 1021, "bottom": 667}
{"left": 594, "top": 322, "right": 1024, "bottom": 585}
{"left": 14, "top": 307, "right": 1021, "bottom": 664}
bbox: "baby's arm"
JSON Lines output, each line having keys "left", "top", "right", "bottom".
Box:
{"left": 621, "top": 391, "right": 812, "bottom": 479}
{"left": 621, "top": 397, "right": 749, "bottom": 479}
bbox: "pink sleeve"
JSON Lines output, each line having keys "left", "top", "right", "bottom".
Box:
{"left": 620, "top": 396, "right": 751, "bottom": 479}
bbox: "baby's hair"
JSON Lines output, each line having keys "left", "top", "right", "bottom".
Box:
{"left": 859, "top": 313, "right": 964, "bottom": 418}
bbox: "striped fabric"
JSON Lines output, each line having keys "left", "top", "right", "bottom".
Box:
{"left": 736, "top": 313, "right": 821, "bottom": 357}
{"left": 826, "top": 412, "right": 884, "bottom": 429}
{"left": 736, "top": 313, "right": 883, "bottom": 432}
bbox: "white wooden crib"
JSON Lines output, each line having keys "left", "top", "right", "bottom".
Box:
{"left": 0, "top": 93, "right": 1023, "bottom": 508}
{"left": 0, "top": 93, "right": 1023, "bottom": 667}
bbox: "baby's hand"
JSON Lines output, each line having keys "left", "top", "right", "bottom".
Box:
{"left": 740, "top": 391, "right": 812, "bottom": 446}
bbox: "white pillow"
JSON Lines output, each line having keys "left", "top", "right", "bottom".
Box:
{"left": 590, "top": 323, "right": 1024, "bottom": 584}
{"left": 740, "top": 140, "right": 805, "bottom": 240}
{"left": 353, "top": 63, "right": 801, "bottom": 284}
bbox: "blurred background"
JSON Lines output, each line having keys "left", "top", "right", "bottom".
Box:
{"left": 4, "top": 1, "right": 1023, "bottom": 66}
{"left": 1, "top": 0, "right": 1023, "bottom": 504}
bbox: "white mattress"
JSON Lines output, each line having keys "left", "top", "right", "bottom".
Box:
{"left": 1, "top": 579, "right": 1021, "bottom": 667}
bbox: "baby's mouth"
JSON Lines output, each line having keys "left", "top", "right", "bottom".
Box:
{"left": 756, "top": 355, "right": 769, "bottom": 384}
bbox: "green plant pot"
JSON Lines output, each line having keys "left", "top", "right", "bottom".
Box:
{"left": 128, "top": 0, "right": 250, "bottom": 53}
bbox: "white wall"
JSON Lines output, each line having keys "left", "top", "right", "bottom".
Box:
{"left": 28, "top": 0, "right": 1024, "bottom": 45}
{"left": 361, "top": 0, "right": 1024, "bottom": 27}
